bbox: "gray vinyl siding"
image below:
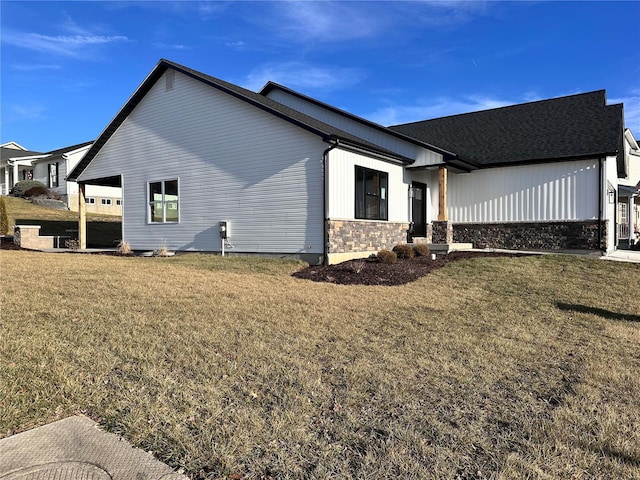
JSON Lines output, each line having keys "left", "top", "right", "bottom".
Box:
{"left": 265, "top": 88, "right": 443, "bottom": 167}
{"left": 79, "top": 70, "right": 326, "bottom": 254}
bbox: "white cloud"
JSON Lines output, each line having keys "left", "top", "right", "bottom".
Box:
{"left": 366, "top": 95, "right": 512, "bottom": 126}
{"left": 260, "top": 0, "right": 489, "bottom": 44}
{"left": 11, "top": 64, "right": 62, "bottom": 71}
{"left": 270, "top": 2, "right": 383, "bottom": 42}
{"left": 153, "top": 42, "right": 188, "bottom": 50}
{"left": 5, "top": 103, "right": 47, "bottom": 123}
{"left": 2, "top": 31, "right": 130, "bottom": 57}
{"left": 243, "top": 62, "right": 365, "bottom": 92}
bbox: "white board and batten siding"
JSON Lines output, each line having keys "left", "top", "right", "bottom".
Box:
{"left": 447, "top": 159, "right": 608, "bottom": 223}
{"left": 604, "top": 155, "right": 619, "bottom": 252}
{"left": 327, "top": 148, "right": 438, "bottom": 223}
{"left": 78, "top": 70, "right": 326, "bottom": 255}
{"left": 265, "top": 88, "right": 443, "bottom": 167}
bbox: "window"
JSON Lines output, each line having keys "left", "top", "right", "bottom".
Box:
{"left": 86, "top": 197, "right": 96, "bottom": 204}
{"left": 355, "top": 166, "right": 388, "bottom": 220}
{"left": 48, "top": 162, "right": 59, "bottom": 188}
{"left": 116, "top": 199, "right": 122, "bottom": 206}
{"left": 149, "top": 179, "right": 179, "bottom": 223}
{"left": 101, "top": 198, "right": 112, "bottom": 205}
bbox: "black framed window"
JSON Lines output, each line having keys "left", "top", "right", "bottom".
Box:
{"left": 48, "top": 162, "right": 59, "bottom": 187}
{"left": 355, "top": 166, "right": 388, "bottom": 220}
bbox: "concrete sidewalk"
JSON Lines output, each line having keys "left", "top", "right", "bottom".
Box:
{"left": 0, "top": 415, "right": 188, "bottom": 480}
{"left": 602, "top": 249, "right": 640, "bottom": 263}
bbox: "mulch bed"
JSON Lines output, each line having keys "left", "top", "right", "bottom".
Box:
{"left": 0, "top": 236, "right": 24, "bottom": 251}
{"left": 293, "top": 251, "right": 527, "bottom": 286}
{"left": 2, "top": 236, "right": 526, "bottom": 286}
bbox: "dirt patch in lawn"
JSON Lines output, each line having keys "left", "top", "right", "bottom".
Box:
{"left": 293, "top": 251, "right": 529, "bottom": 286}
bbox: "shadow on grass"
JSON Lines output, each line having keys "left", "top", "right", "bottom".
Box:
{"left": 15, "top": 219, "right": 121, "bottom": 248}
{"left": 557, "top": 302, "right": 640, "bottom": 323}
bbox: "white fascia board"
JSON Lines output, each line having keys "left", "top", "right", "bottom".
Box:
{"left": 0, "top": 142, "right": 27, "bottom": 150}
{"left": 625, "top": 129, "right": 639, "bottom": 150}
{"left": 62, "top": 144, "right": 93, "bottom": 159}
{"left": 5, "top": 154, "right": 49, "bottom": 166}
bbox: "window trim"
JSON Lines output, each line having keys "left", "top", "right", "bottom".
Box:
{"left": 354, "top": 166, "right": 388, "bottom": 221}
{"left": 48, "top": 162, "right": 59, "bottom": 188}
{"left": 101, "top": 198, "right": 112, "bottom": 206}
{"left": 147, "top": 178, "right": 180, "bottom": 224}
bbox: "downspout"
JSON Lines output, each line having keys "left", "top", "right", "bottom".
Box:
{"left": 323, "top": 140, "right": 339, "bottom": 266}
{"left": 598, "top": 157, "right": 603, "bottom": 252}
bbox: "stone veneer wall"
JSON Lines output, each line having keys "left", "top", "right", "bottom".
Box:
{"left": 452, "top": 220, "right": 607, "bottom": 250}
{"left": 327, "top": 220, "right": 410, "bottom": 254}
{"left": 431, "top": 221, "right": 453, "bottom": 244}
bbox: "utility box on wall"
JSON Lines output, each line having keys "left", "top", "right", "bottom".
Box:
{"left": 219, "top": 221, "right": 229, "bottom": 239}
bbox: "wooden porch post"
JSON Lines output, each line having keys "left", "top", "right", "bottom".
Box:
{"left": 438, "top": 165, "right": 448, "bottom": 221}
{"left": 78, "top": 183, "right": 87, "bottom": 249}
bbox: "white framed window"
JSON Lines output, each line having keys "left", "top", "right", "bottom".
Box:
{"left": 148, "top": 179, "right": 179, "bottom": 223}
{"left": 86, "top": 197, "right": 96, "bottom": 204}
{"left": 116, "top": 199, "right": 122, "bottom": 206}
{"left": 101, "top": 198, "right": 112, "bottom": 205}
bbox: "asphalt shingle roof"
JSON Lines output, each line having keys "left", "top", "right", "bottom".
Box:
{"left": 45, "top": 141, "right": 93, "bottom": 158}
{"left": 1, "top": 148, "right": 45, "bottom": 161}
{"left": 390, "top": 90, "right": 623, "bottom": 168}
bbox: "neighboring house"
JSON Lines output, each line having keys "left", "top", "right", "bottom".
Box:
{"left": 67, "top": 59, "right": 627, "bottom": 263}
{"left": 1, "top": 141, "right": 122, "bottom": 215}
{"left": 617, "top": 129, "right": 640, "bottom": 247}
{"left": 1, "top": 143, "right": 48, "bottom": 192}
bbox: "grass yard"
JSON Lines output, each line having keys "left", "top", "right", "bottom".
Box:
{"left": 1, "top": 250, "right": 639, "bottom": 479}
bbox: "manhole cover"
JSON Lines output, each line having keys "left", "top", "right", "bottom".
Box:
{"left": 2, "top": 461, "right": 111, "bottom": 480}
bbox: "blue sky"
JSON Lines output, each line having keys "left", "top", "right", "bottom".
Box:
{"left": 2, "top": 1, "right": 639, "bottom": 152}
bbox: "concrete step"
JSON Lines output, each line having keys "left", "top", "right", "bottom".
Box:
{"left": 427, "top": 243, "right": 474, "bottom": 253}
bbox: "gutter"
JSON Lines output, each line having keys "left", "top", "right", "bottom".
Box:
{"left": 323, "top": 140, "right": 339, "bottom": 265}
{"left": 598, "top": 157, "right": 603, "bottom": 252}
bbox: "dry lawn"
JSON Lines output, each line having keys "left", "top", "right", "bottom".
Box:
{"left": 1, "top": 250, "right": 639, "bottom": 479}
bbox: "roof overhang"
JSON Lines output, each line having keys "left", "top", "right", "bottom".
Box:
{"left": 3, "top": 154, "right": 49, "bottom": 166}
{"left": 619, "top": 184, "right": 639, "bottom": 196}
{"left": 330, "top": 137, "right": 413, "bottom": 165}
{"left": 77, "top": 175, "right": 122, "bottom": 187}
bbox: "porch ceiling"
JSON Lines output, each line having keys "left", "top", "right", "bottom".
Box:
{"left": 79, "top": 175, "right": 121, "bottom": 187}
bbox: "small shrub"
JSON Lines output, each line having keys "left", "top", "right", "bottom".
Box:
{"left": 153, "top": 243, "right": 170, "bottom": 257}
{"left": 348, "top": 258, "right": 366, "bottom": 273}
{"left": 117, "top": 240, "right": 132, "bottom": 255}
{"left": 65, "top": 238, "right": 80, "bottom": 250}
{"left": 24, "top": 186, "right": 49, "bottom": 198}
{"left": 392, "top": 243, "right": 415, "bottom": 260}
{"left": 12, "top": 180, "right": 46, "bottom": 197}
{"left": 377, "top": 249, "right": 397, "bottom": 264}
{"left": 0, "top": 197, "right": 9, "bottom": 235}
{"left": 413, "top": 244, "right": 431, "bottom": 257}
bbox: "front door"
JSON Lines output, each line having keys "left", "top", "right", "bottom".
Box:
{"left": 412, "top": 182, "right": 427, "bottom": 237}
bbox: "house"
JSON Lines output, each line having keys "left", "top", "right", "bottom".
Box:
{"left": 1, "top": 143, "right": 48, "bottom": 192}
{"left": 617, "top": 129, "right": 640, "bottom": 247}
{"left": 67, "top": 59, "right": 626, "bottom": 263}
{"left": 1, "top": 141, "right": 122, "bottom": 215}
